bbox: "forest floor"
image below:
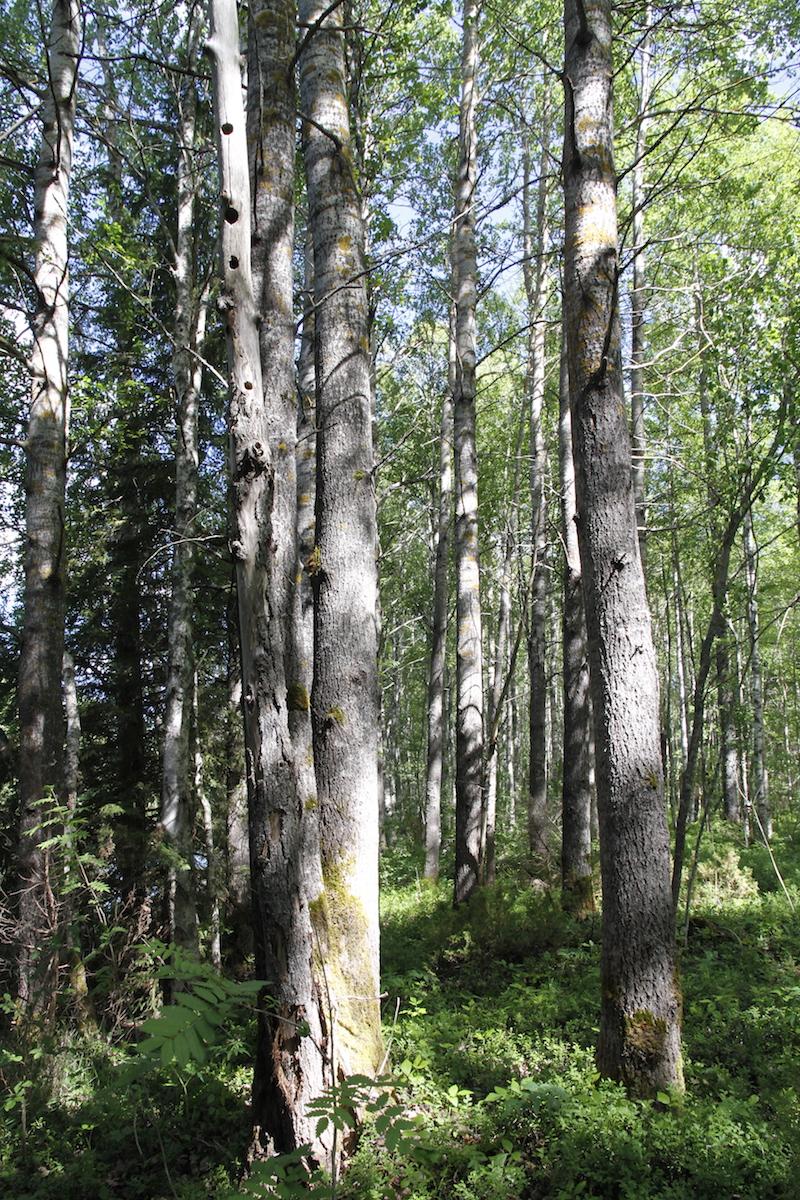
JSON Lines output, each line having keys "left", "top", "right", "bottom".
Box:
{"left": 2, "top": 823, "right": 800, "bottom": 1199}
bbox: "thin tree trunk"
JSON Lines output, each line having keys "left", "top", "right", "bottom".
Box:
{"left": 192, "top": 671, "right": 221, "bottom": 971}
{"left": 672, "top": 553, "right": 690, "bottom": 771}
{"left": 63, "top": 650, "right": 93, "bottom": 1028}
{"left": 522, "top": 116, "right": 550, "bottom": 863}
{"left": 423, "top": 324, "right": 454, "bottom": 881}
{"left": 17, "top": 0, "right": 80, "bottom": 1016}
{"left": 209, "top": 0, "right": 327, "bottom": 1155}
{"left": 298, "top": 0, "right": 383, "bottom": 1079}
{"left": 507, "top": 666, "right": 518, "bottom": 829}
{"left": 224, "top": 578, "right": 251, "bottom": 971}
{"left": 669, "top": 420, "right": 786, "bottom": 906}
{"left": 558, "top": 336, "right": 593, "bottom": 916}
{"left": 562, "top": 0, "right": 683, "bottom": 1097}
{"left": 484, "top": 529, "right": 513, "bottom": 884}
{"left": 630, "top": 14, "right": 652, "bottom": 566}
{"left": 744, "top": 507, "right": 770, "bottom": 839}
{"left": 161, "top": 23, "right": 206, "bottom": 951}
{"left": 452, "top": 0, "right": 484, "bottom": 906}
{"left": 696, "top": 282, "right": 740, "bottom": 822}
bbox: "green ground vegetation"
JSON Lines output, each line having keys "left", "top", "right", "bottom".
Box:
{"left": 2, "top": 820, "right": 799, "bottom": 1199}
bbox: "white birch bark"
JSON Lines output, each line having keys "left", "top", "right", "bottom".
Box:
{"left": 630, "top": 14, "right": 652, "bottom": 565}
{"left": 192, "top": 672, "right": 221, "bottom": 970}
{"left": 484, "top": 530, "right": 512, "bottom": 884}
{"left": 522, "top": 118, "right": 550, "bottom": 863}
{"left": 17, "top": 0, "right": 80, "bottom": 1014}
{"left": 161, "top": 14, "right": 207, "bottom": 951}
{"left": 452, "top": 0, "right": 484, "bottom": 905}
{"left": 558, "top": 335, "right": 593, "bottom": 916}
{"left": 423, "top": 307, "right": 454, "bottom": 881}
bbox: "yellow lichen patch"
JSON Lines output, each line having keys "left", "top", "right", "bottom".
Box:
{"left": 338, "top": 234, "right": 353, "bottom": 254}
{"left": 304, "top": 794, "right": 317, "bottom": 812}
{"left": 326, "top": 705, "right": 346, "bottom": 726}
{"left": 305, "top": 545, "right": 322, "bottom": 575}
{"left": 310, "top": 863, "right": 383, "bottom": 1077}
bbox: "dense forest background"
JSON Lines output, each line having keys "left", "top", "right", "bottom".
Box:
{"left": 1, "top": 0, "right": 800, "bottom": 1196}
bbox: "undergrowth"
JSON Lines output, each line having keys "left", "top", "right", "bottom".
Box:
{"left": 1, "top": 822, "right": 798, "bottom": 1198}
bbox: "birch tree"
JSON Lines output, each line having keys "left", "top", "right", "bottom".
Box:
{"left": 423, "top": 304, "right": 454, "bottom": 882}
{"left": 522, "top": 115, "right": 550, "bottom": 863}
{"left": 630, "top": 14, "right": 652, "bottom": 565}
{"left": 452, "top": 0, "right": 484, "bottom": 905}
{"left": 562, "top": 0, "right": 684, "bottom": 1095}
{"left": 558, "top": 335, "right": 593, "bottom": 916}
{"left": 160, "top": 8, "right": 208, "bottom": 953}
{"left": 17, "top": 0, "right": 81, "bottom": 1015}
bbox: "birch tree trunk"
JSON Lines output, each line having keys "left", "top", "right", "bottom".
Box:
{"left": 452, "top": 0, "right": 484, "bottom": 905}
{"left": 744, "top": 508, "right": 771, "bottom": 839}
{"left": 224, "top": 582, "right": 251, "bottom": 971}
{"left": 558, "top": 336, "right": 593, "bottom": 916}
{"left": 696, "top": 282, "right": 740, "bottom": 822}
{"left": 630, "top": 15, "right": 652, "bottom": 566}
{"left": 484, "top": 529, "right": 513, "bottom": 884}
{"left": 17, "top": 0, "right": 80, "bottom": 1015}
{"left": 423, "top": 309, "right": 454, "bottom": 882}
{"left": 562, "top": 0, "right": 683, "bottom": 1096}
{"left": 522, "top": 119, "right": 550, "bottom": 863}
{"left": 298, "top": 0, "right": 383, "bottom": 1078}
{"left": 192, "top": 672, "right": 221, "bottom": 970}
{"left": 209, "top": 0, "right": 327, "bottom": 1154}
{"left": 161, "top": 21, "right": 207, "bottom": 951}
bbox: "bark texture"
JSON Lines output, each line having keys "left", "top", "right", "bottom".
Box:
{"left": 562, "top": 0, "right": 683, "bottom": 1096}
{"left": 522, "top": 122, "right": 550, "bottom": 862}
{"left": 161, "top": 23, "right": 206, "bottom": 952}
{"left": 209, "top": 0, "right": 327, "bottom": 1154}
{"left": 423, "top": 326, "right": 454, "bottom": 882}
{"left": 17, "top": 0, "right": 80, "bottom": 1014}
{"left": 558, "top": 337, "right": 593, "bottom": 917}
{"left": 452, "top": 0, "right": 484, "bottom": 905}
{"left": 224, "top": 582, "right": 251, "bottom": 970}
{"left": 630, "top": 16, "right": 652, "bottom": 566}
{"left": 484, "top": 531, "right": 512, "bottom": 884}
{"left": 298, "top": 0, "right": 383, "bottom": 1078}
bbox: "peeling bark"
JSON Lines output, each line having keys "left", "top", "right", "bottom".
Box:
{"left": 209, "top": 0, "right": 327, "bottom": 1154}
